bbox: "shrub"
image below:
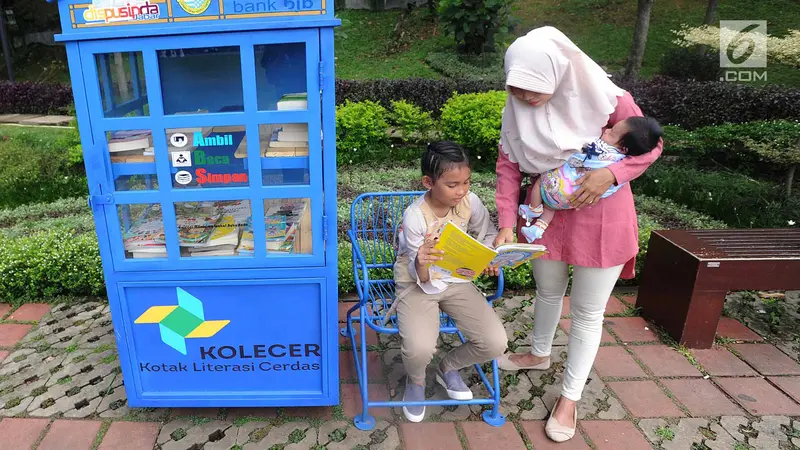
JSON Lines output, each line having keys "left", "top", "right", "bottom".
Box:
{"left": 57, "top": 106, "right": 84, "bottom": 167}
{"left": 0, "top": 127, "right": 88, "bottom": 208}
{"left": 425, "top": 51, "right": 505, "bottom": 83}
{"left": 617, "top": 75, "right": 800, "bottom": 130}
{"left": 336, "top": 77, "right": 800, "bottom": 128}
{"left": 0, "top": 197, "right": 89, "bottom": 227}
{"left": 500, "top": 262, "right": 533, "bottom": 290}
{"left": 438, "top": 0, "right": 515, "bottom": 54}
{"left": 634, "top": 161, "right": 800, "bottom": 228}
{"left": 335, "top": 100, "right": 391, "bottom": 165}
{"left": 658, "top": 47, "right": 721, "bottom": 81}
{"left": 660, "top": 120, "right": 800, "bottom": 196}
{"left": 338, "top": 241, "right": 355, "bottom": 295}
{"left": 0, "top": 81, "right": 74, "bottom": 115}
{"left": 0, "top": 231, "right": 104, "bottom": 304}
{"left": 389, "top": 100, "right": 437, "bottom": 144}
{"left": 634, "top": 212, "right": 662, "bottom": 281}
{"left": 661, "top": 125, "right": 697, "bottom": 155}
{"left": 634, "top": 195, "right": 727, "bottom": 230}
{"left": 440, "top": 91, "right": 506, "bottom": 164}
{"left": 632, "top": 197, "right": 729, "bottom": 283}
{"left": 335, "top": 78, "right": 503, "bottom": 118}
{"left": 0, "top": 214, "right": 95, "bottom": 239}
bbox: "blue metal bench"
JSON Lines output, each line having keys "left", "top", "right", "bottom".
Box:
{"left": 342, "top": 191, "right": 506, "bottom": 430}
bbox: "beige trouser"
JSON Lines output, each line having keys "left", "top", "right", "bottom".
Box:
{"left": 396, "top": 282, "right": 508, "bottom": 386}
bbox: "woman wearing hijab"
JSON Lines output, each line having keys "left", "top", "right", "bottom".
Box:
{"left": 493, "top": 27, "right": 663, "bottom": 442}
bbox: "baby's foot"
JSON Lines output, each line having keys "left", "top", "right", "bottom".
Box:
{"left": 519, "top": 204, "right": 544, "bottom": 225}
{"left": 520, "top": 220, "right": 548, "bottom": 243}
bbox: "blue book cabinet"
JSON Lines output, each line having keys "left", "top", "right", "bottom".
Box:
{"left": 48, "top": 0, "right": 340, "bottom": 407}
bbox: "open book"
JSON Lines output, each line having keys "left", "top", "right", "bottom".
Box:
{"left": 430, "top": 222, "right": 547, "bottom": 281}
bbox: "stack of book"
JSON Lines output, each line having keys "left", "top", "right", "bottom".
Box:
{"left": 264, "top": 123, "right": 309, "bottom": 157}
{"left": 236, "top": 199, "right": 309, "bottom": 254}
{"left": 109, "top": 131, "right": 154, "bottom": 163}
{"left": 187, "top": 215, "right": 239, "bottom": 257}
{"left": 236, "top": 217, "right": 255, "bottom": 256}
{"left": 187, "top": 200, "right": 250, "bottom": 257}
{"left": 121, "top": 199, "right": 309, "bottom": 258}
{"left": 236, "top": 216, "right": 296, "bottom": 254}
{"left": 265, "top": 200, "right": 308, "bottom": 252}
{"left": 122, "top": 205, "right": 167, "bottom": 258}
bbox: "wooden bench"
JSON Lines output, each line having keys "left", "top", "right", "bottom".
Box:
{"left": 636, "top": 229, "right": 800, "bottom": 349}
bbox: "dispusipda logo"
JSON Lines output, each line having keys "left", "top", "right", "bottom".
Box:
{"left": 135, "top": 287, "right": 229, "bottom": 355}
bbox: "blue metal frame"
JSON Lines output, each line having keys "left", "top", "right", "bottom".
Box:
{"left": 53, "top": 0, "right": 341, "bottom": 407}
{"left": 343, "top": 192, "right": 506, "bottom": 430}
{"left": 48, "top": 0, "right": 337, "bottom": 42}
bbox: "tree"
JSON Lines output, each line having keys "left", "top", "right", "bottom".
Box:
{"left": 696, "top": 0, "right": 720, "bottom": 55}
{"left": 438, "top": 0, "right": 515, "bottom": 54}
{"left": 703, "top": 0, "right": 719, "bottom": 25}
{"left": 0, "top": 0, "right": 14, "bottom": 81}
{"left": 623, "top": 0, "right": 655, "bottom": 79}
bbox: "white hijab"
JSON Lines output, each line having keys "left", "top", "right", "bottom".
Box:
{"left": 500, "top": 26, "right": 625, "bottom": 174}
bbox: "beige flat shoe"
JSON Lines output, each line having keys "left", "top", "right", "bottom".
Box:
{"left": 545, "top": 397, "right": 578, "bottom": 443}
{"left": 496, "top": 353, "right": 551, "bottom": 371}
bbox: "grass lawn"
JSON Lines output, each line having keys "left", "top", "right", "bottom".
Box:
{"left": 0, "top": 123, "right": 72, "bottom": 144}
{"left": 336, "top": 0, "right": 800, "bottom": 85}
{"left": 4, "top": 1, "right": 797, "bottom": 86}
{"left": 335, "top": 9, "right": 449, "bottom": 80}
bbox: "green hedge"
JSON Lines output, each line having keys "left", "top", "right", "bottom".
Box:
{"left": 425, "top": 51, "right": 505, "bottom": 84}
{"left": 0, "top": 197, "right": 88, "bottom": 227}
{"left": 632, "top": 194, "right": 727, "bottom": 282}
{"left": 0, "top": 194, "right": 727, "bottom": 303}
{"left": 0, "top": 230, "right": 104, "bottom": 304}
{"left": 440, "top": 91, "right": 507, "bottom": 163}
{"left": 635, "top": 161, "right": 800, "bottom": 228}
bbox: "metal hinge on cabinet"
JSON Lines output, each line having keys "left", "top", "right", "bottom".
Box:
{"left": 322, "top": 215, "right": 328, "bottom": 242}
{"left": 88, "top": 184, "right": 113, "bottom": 211}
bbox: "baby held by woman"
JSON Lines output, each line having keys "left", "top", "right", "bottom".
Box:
{"left": 519, "top": 116, "right": 663, "bottom": 243}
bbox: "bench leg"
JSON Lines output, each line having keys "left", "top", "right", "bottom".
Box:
{"left": 636, "top": 233, "right": 725, "bottom": 349}
{"left": 481, "top": 357, "right": 506, "bottom": 427}
{"left": 353, "top": 304, "right": 376, "bottom": 431}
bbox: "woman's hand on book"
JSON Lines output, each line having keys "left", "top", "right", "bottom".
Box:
{"left": 493, "top": 228, "right": 515, "bottom": 247}
{"left": 482, "top": 265, "right": 500, "bottom": 277}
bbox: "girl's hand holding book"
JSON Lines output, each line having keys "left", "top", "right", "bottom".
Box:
{"left": 417, "top": 239, "right": 444, "bottom": 265}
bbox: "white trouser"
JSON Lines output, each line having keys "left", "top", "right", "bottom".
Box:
{"left": 530, "top": 259, "right": 624, "bottom": 401}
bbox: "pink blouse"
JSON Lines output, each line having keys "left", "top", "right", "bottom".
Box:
{"left": 495, "top": 92, "right": 663, "bottom": 279}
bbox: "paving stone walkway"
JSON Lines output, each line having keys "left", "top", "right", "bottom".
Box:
{"left": 0, "top": 114, "right": 74, "bottom": 127}
{"left": 2, "top": 293, "right": 800, "bottom": 449}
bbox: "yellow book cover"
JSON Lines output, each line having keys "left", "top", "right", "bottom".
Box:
{"left": 431, "top": 222, "right": 548, "bottom": 280}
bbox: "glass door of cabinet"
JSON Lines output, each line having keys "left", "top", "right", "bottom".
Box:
{"left": 79, "top": 29, "right": 324, "bottom": 271}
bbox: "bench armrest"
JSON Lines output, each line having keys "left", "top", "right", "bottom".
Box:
{"left": 486, "top": 268, "right": 505, "bottom": 303}
{"left": 348, "top": 230, "right": 371, "bottom": 303}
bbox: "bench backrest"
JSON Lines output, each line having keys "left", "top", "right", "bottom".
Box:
{"left": 350, "top": 192, "right": 425, "bottom": 269}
